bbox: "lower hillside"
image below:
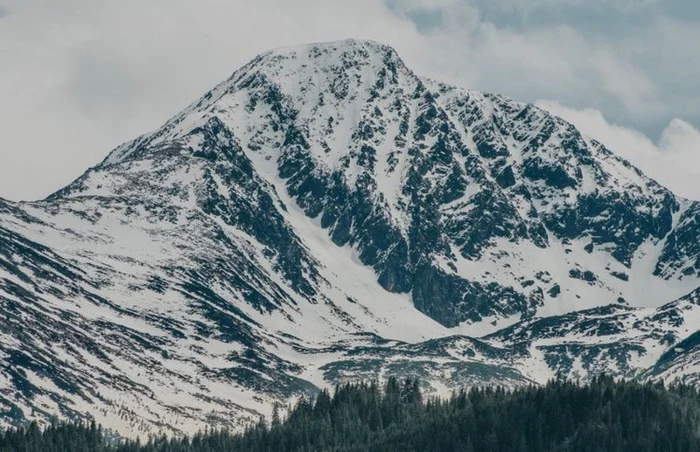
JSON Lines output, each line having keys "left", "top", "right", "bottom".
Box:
{"left": 2, "top": 377, "right": 699, "bottom": 452}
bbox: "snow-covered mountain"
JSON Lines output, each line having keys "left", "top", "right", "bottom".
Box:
{"left": 1, "top": 39, "right": 698, "bottom": 436}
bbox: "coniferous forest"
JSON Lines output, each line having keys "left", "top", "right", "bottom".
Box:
{"left": 1, "top": 376, "right": 699, "bottom": 452}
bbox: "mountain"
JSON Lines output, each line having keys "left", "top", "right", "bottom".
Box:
{"left": 0, "top": 39, "right": 698, "bottom": 436}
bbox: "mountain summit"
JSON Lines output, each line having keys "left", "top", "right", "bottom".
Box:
{"left": 1, "top": 39, "right": 699, "bottom": 436}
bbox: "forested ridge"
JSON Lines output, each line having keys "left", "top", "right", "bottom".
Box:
{"left": 1, "top": 376, "right": 699, "bottom": 451}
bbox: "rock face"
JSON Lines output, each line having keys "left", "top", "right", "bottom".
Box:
{"left": 0, "top": 39, "right": 699, "bottom": 436}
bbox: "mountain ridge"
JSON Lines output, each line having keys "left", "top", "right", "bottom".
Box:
{"left": 0, "top": 38, "right": 699, "bottom": 436}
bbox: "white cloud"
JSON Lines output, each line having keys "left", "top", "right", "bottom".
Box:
{"left": 0, "top": 0, "right": 697, "bottom": 201}
{"left": 0, "top": 0, "right": 423, "bottom": 200}
{"left": 537, "top": 100, "right": 700, "bottom": 200}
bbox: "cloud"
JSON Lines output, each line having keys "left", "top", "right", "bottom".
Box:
{"left": 0, "top": 0, "right": 698, "bottom": 201}
{"left": 537, "top": 100, "right": 700, "bottom": 200}
{"left": 386, "top": 0, "right": 677, "bottom": 124}
{"left": 0, "top": 0, "right": 423, "bottom": 200}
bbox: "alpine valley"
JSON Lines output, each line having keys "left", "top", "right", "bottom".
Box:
{"left": 1, "top": 39, "right": 699, "bottom": 437}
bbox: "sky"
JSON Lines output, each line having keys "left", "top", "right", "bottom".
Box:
{"left": 0, "top": 0, "right": 698, "bottom": 201}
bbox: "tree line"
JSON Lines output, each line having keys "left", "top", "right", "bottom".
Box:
{"left": 1, "top": 376, "right": 699, "bottom": 451}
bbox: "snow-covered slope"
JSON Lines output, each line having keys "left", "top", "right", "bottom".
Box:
{"left": 487, "top": 287, "right": 700, "bottom": 382}
{"left": 0, "top": 39, "right": 698, "bottom": 436}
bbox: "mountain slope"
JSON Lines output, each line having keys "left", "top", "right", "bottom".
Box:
{"left": 0, "top": 39, "right": 698, "bottom": 436}
{"left": 97, "top": 39, "right": 697, "bottom": 326}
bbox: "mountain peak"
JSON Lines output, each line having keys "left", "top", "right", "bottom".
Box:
{"left": 222, "top": 38, "right": 406, "bottom": 87}
{"left": 98, "top": 38, "right": 412, "bottom": 168}
{"left": 240, "top": 38, "right": 408, "bottom": 90}
{"left": 261, "top": 38, "right": 400, "bottom": 62}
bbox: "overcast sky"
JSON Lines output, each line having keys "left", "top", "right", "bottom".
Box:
{"left": 1, "top": 0, "right": 698, "bottom": 201}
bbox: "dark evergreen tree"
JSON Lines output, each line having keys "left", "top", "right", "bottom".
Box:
{"left": 1, "top": 377, "right": 699, "bottom": 451}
